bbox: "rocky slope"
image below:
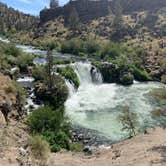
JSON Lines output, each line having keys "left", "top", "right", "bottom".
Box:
{"left": 0, "top": 73, "right": 32, "bottom": 166}
{"left": 0, "top": 2, "right": 38, "bottom": 33}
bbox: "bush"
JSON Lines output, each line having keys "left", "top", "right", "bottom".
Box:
{"left": 4, "top": 45, "right": 21, "bottom": 57}
{"left": 28, "top": 106, "right": 71, "bottom": 152}
{"left": 69, "top": 142, "right": 83, "bottom": 152}
{"left": 35, "top": 75, "right": 68, "bottom": 108}
{"left": 100, "top": 42, "right": 122, "bottom": 60}
{"left": 85, "top": 40, "right": 100, "bottom": 55}
{"left": 16, "top": 53, "right": 34, "bottom": 72}
{"left": 61, "top": 38, "right": 84, "bottom": 55}
{"left": 118, "top": 106, "right": 139, "bottom": 137}
{"left": 29, "top": 135, "right": 50, "bottom": 164}
{"left": 32, "top": 65, "right": 46, "bottom": 81}
{"left": 60, "top": 38, "right": 100, "bottom": 57}
{"left": 131, "top": 66, "right": 151, "bottom": 81}
{"left": 57, "top": 66, "right": 80, "bottom": 88}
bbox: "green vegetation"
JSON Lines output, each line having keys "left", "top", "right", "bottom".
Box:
{"left": 28, "top": 106, "right": 71, "bottom": 152}
{"left": 16, "top": 53, "right": 34, "bottom": 73}
{"left": 30, "top": 45, "right": 72, "bottom": 153}
{"left": 130, "top": 66, "right": 152, "bottom": 81}
{"left": 0, "top": 41, "right": 34, "bottom": 74}
{"left": 35, "top": 74, "right": 68, "bottom": 108}
{"left": 69, "top": 142, "right": 83, "bottom": 152}
{"left": 32, "top": 65, "right": 46, "bottom": 81}
{"left": 29, "top": 135, "right": 50, "bottom": 165}
{"left": 57, "top": 66, "right": 80, "bottom": 88}
{"left": 118, "top": 106, "right": 139, "bottom": 137}
{"left": 60, "top": 38, "right": 100, "bottom": 57}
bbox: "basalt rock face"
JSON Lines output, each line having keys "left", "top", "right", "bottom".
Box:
{"left": 40, "top": 0, "right": 166, "bottom": 25}
{"left": 40, "top": 0, "right": 110, "bottom": 24}
{"left": 115, "top": 0, "right": 166, "bottom": 14}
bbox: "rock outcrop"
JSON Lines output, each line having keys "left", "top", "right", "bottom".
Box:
{"left": 40, "top": 0, "right": 110, "bottom": 24}
{"left": 40, "top": 0, "right": 166, "bottom": 25}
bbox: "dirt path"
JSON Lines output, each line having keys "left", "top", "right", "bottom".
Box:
{"left": 49, "top": 128, "right": 166, "bottom": 166}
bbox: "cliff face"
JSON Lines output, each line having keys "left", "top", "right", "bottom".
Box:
{"left": 40, "top": 0, "right": 166, "bottom": 25}
{"left": 40, "top": 0, "right": 110, "bottom": 24}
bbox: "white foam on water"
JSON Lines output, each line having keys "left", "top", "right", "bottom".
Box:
{"left": 65, "top": 62, "right": 166, "bottom": 142}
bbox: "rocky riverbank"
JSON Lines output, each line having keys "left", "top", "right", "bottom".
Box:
{"left": 49, "top": 127, "right": 166, "bottom": 166}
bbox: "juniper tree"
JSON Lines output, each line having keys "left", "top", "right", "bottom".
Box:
{"left": 118, "top": 106, "right": 139, "bottom": 137}
{"left": 46, "top": 42, "right": 56, "bottom": 90}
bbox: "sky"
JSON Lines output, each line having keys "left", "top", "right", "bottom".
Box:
{"left": 0, "top": 0, "right": 69, "bottom": 15}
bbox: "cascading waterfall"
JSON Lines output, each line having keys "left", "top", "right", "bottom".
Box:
{"left": 1, "top": 36, "right": 165, "bottom": 145}
{"left": 65, "top": 61, "right": 166, "bottom": 144}
{"left": 65, "top": 79, "right": 76, "bottom": 97}
{"left": 71, "top": 61, "right": 103, "bottom": 85}
{"left": 65, "top": 61, "right": 103, "bottom": 97}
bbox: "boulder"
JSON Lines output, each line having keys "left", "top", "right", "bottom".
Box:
{"left": 119, "top": 72, "right": 134, "bottom": 85}
{"left": 99, "top": 62, "right": 118, "bottom": 83}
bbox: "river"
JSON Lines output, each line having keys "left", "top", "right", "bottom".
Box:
{"left": 1, "top": 36, "right": 165, "bottom": 145}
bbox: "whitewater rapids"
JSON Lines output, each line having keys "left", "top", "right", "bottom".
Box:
{"left": 65, "top": 62, "right": 166, "bottom": 142}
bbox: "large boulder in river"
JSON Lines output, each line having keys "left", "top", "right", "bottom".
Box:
{"left": 119, "top": 72, "right": 134, "bottom": 85}
{"left": 98, "top": 62, "right": 118, "bottom": 83}
{"left": 93, "top": 62, "right": 134, "bottom": 85}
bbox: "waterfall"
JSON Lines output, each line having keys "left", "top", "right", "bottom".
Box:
{"left": 65, "top": 79, "right": 76, "bottom": 97}
{"left": 71, "top": 62, "right": 103, "bottom": 86}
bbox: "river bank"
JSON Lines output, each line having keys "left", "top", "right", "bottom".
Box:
{"left": 0, "top": 36, "right": 165, "bottom": 147}
{"left": 49, "top": 127, "right": 166, "bottom": 166}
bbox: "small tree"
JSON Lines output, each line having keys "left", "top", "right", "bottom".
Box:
{"left": 118, "top": 106, "right": 139, "bottom": 137}
{"left": 46, "top": 42, "right": 56, "bottom": 90}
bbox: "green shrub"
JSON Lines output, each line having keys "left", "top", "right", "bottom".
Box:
{"left": 29, "top": 135, "right": 50, "bottom": 164}
{"left": 69, "top": 142, "right": 83, "bottom": 152}
{"left": 16, "top": 53, "right": 34, "bottom": 72}
{"left": 60, "top": 38, "right": 100, "bottom": 57}
{"left": 35, "top": 75, "right": 68, "bottom": 108}
{"left": 4, "top": 45, "right": 21, "bottom": 57}
{"left": 61, "top": 38, "right": 84, "bottom": 55}
{"left": 131, "top": 66, "right": 151, "bottom": 81}
{"left": 32, "top": 65, "right": 46, "bottom": 81}
{"left": 118, "top": 106, "right": 139, "bottom": 137}
{"left": 85, "top": 40, "right": 100, "bottom": 55}
{"left": 28, "top": 106, "right": 71, "bottom": 152}
{"left": 100, "top": 42, "right": 122, "bottom": 60}
{"left": 53, "top": 58, "right": 74, "bottom": 65}
{"left": 57, "top": 66, "right": 80, "bottom": 88}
